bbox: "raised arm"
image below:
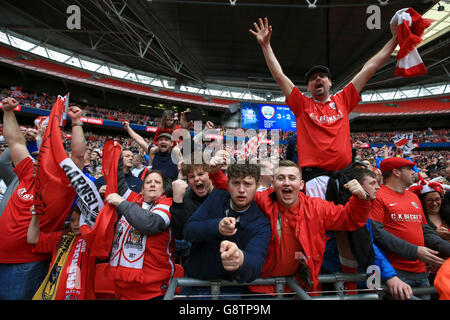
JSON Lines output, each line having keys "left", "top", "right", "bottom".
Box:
{"left": 1, "top": 97, "right": 29, "bottom": 166}
{"left": 351, "top": 23, "right": 398, "bottom": 93}
{"left": 322, "top": 179, "right": 371, "bottom": 231}
{"left": 249, "top": 17, "right": 294, "bottom": 98}
{"left": 123, "top": 121, "right": 149, "bottom": 152}
{"left": 68, "top": 106, "right": 86, "bottom": 170}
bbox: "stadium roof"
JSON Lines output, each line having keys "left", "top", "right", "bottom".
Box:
{"left": 0, "top": 0, "right": 449, "bottom": 102}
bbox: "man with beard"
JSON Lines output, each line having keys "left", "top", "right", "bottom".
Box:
{"left": 250, "top": 17, "right": 399, "bottom": 290}
{"left": 95, "top": 147, "right": 142, "bottom": 195}
{"left": 181, "top": 164, "right": 270, "bottom": 298}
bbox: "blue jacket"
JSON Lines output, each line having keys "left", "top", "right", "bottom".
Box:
{"left": 322, "top": 220, "right": 397, "bottom": 282}
{"left": 285, "top": 134, "right": 298, "bottom": 164}
{"left": 152, "top": 151, "right": 178, "bottom": 181}
{"left": 183, "top": 188, "right": 271, "bottom": 283}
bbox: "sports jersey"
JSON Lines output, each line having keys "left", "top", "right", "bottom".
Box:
{"left": 286, "top": 83, "right": 361, "bottom": 171}
{"left": 369, "top": 184, "right": 427, "bottom": 273}
{"left": 0, "top": 157, "right": 72, "bottom": 263}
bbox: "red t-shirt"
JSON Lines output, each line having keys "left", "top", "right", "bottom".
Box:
{"left": 0, "top": 157, "right": 69, "bottom": 263}
{"left": 286, "top": 83, "right": 361, "bottom": 171}
{"left": 369, "top": 184, "right": 427, "bottom": 273}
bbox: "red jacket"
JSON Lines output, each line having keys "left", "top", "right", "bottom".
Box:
{"left": 209, "top": 170, "right": 371, "bottom": 294}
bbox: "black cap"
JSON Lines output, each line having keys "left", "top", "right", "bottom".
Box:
{"left": 304, "top": 65, "right": 331, "bottom": 83}
{"left": 158, "top": 132, "right": 172, "bottom": 140}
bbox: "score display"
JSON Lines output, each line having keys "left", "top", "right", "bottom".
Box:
{"left": 241, "top": 102, "right": 296, "bottom": 131}
{"left": 259, "top": 104, "right": 296, "bottom": 130}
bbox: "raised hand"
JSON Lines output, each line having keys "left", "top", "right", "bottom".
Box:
{"left": 344, "top": 179, "right": 368, "bottom": 200}
{"left": 68, "top": 105, "right": 82, "bottom": 122}
{"left": 249, "top": 17, "right": 272, "bottom": 47}
{"left": 1, "top": 97, "right": 19, "bottom": 111}
{"left": 172, "top": 179, "right": 189, "bottom": 203}
{"left": 122, "top": 121, "right": 130, "bottom": 130}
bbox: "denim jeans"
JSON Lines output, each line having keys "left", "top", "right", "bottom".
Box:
{"left": 0, "top": 260, "right": 50, "bottom": 300}
{"left": 179, "top": 285, "right": 243, "bottom": 300}
{"left": 396, "top": 270, "right": 431, "bottom": 300}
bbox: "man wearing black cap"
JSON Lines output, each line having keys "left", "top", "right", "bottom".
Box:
{"left": 250, "top": 17, "right": 398, "bottom": 177}
{"left": 370, "top": 157, "right": 450, "bottom": 298}
{"left": 250, "top": 16, "right": 399, "bottom": 292}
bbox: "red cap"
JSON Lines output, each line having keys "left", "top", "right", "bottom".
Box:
{"left": 379, "top": 157, "right": 415, "bottom": 173}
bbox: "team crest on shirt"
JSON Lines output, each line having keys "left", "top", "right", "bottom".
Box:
{"left": 124, "top": 228, "right": 145, "bottom": 251}
{"left": 329, "top": 102, "right": 336, "bottom": 110}
{"left": 411, "top": 201, "right": 419, "bottom": 209}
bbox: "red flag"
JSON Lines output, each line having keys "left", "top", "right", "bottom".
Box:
{"left": 394, "top": 138, "right": 408, "bottom": 147}
{"left": 80, "top": 140, "right": 121, "bottom": 258}
{"left": 34, "top": 95, "right": 76, "bottom": 218}
{"left": 237, "top": 131, "right": 266, "bottom": 160}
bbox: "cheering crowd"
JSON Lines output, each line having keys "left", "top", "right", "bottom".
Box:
{"left": 0, "top": 13, "right": 449, "bottom": 301}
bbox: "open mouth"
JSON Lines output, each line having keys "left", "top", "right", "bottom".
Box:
{"left": 194, "top": 182, "right": 205, "bottom": 193}
{"left": 281, "top": 188, "right": 293, "bottom": 198}
{"left": 315, "top": 83, "right": 324, "bottom": 90}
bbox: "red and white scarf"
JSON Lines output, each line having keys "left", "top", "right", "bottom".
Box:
{"left": 109, "top": 195, "right": 172, "bottom": 283}
{"left": 391, "top": 8, "right": 432, "bottom": 77}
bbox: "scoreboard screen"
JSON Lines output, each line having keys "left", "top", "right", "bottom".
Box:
{"left": 241, "top": 102, "right": 296, "bottom": 131}
{"left": 259, "top": 104, "right": 296, "bottom": 130}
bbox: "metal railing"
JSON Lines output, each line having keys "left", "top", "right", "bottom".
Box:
{"left": 163, "top": 273, "right": 437, "bottom": 300}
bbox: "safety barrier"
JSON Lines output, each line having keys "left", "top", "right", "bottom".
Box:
{"left": 163, "top": 273, "right": 437, "bottom": 300}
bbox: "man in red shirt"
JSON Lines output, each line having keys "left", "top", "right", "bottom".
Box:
{"left": 250, "top": 16, "right": 399, "bottom": 286}
{"left": 0, "top": 97, "right": 86, "bottom": 300}
{"left": 250, "top": 17, "right": 398, "bottom": 174}
{"left": 369, "top": 157, "right": 450, "bottom": 299}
